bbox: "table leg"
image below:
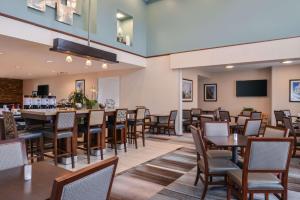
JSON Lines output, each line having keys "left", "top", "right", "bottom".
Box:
{"left": 232, "top": 147, "right": 238, "bottom": 164}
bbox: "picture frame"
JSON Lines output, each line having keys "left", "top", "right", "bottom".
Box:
{"left": 204, "top": 84, "right": 217, "bottom": 102}
{"left": 289, "top": 79, "right": 300, "bottom": 102}
{"left": 182, "top": 79, "right": 193, "bottom": 102}
{"left": 75, "top": 79, "right": 85, "bottom": 95}
{"left": 27, "top": 0, "right": 46, "bottom": 12}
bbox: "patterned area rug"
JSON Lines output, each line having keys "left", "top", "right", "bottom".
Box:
{"left": 112, "top": 134, "right": 300, "bottom": 200}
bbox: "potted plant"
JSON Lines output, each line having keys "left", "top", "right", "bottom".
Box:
{"left": 68, "top": 91, "right": 88, "bottom": 109}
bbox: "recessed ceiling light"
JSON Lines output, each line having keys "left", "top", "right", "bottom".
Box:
{"left": 65, "top": 55, "right": 72, "bottom": 63}
{"left": 225, "top": 65, "right": 235, "bottom": 69}
{"left": 102, "top": 63, "right": 108, "bottom": 69}
{"left": 15, "top": 65, "right": 21, "bottom": 69}
{"left": 46, "top": 60, "right": 54, "bottom": 63}
{"left": 282, "top": 60, "right": 293, "bottom": 64}
{"left": 116, "top": 12, "right": 125, "bottom": 19}
{"left": 0, "top": 52, "right": 3, "bottom": 55}
{"left": 85, "top": 59, "right": 92, "bottom": 66}
{"left": 51, "top": 70, "right": 56, "bottom": 73}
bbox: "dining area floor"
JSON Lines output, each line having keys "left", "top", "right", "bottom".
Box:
{"left": 109, "top": 133, "right": 300, "bottom": 200}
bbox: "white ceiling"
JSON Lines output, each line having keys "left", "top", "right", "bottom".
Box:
{"left": 195, "top": 60, "right": 300, "bottom": 73}
{"left": 0, "top": 35, "right": 142, "bottom": 80}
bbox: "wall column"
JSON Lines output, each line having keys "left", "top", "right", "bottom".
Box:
{"left": 177, "top": 69, "right": 183, "bottom": 135}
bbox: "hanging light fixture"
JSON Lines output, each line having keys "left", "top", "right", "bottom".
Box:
{"left": 102, "top": 63, "right": 108, "bottom": 69}
{"left": 86, "top": 59, "right": 92, "bottom": 66}
{"left": 66, "top": 55, "right": 73, "bottom": 63}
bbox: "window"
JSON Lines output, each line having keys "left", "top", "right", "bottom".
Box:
{"left": 116, "top": 10, "right": 133, "bottom": 46}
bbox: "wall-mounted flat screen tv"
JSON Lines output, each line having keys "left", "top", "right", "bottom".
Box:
{"left": 236, "top": 80, "right": 267, "bottom": 97}
{"left": 37, "top": 85, "right": 49, "bottom": 96}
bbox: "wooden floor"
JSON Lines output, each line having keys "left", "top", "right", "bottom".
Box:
{"left": 111, "top": 134, "right": 300, "bottom": 200}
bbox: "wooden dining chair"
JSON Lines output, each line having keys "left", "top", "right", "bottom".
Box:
{"left": 157, "top": 110, "right": 177, "bottom": 136}
{"left": 78, "top": 110, "right": 105, "bottom": 164}
{"left": 243, "top": 119, "right": 262, "bottom": 137}
{"left": 0, "top": 139, "right": 28, "bottom": 171}
{"left": 128, "top": 108, "right": 146, "bottom": 149}
{"left": 43, "top": 111, "right": 76, "bottom": 168}
{"left": 199, "top": 116, "right": 214, "bottom": 133}
{"left": 219, "top": 110, "right": 232, "bottom": 122}
{"left": 50, "top": 156, "right": 118, "bottom": 200}
{"left": 3, "top": 111, "right": 44, "bottom": 162}
{"left": 250, "top": 111, "right": 262, "bottom": 120}
{"left": 112, "top": 109, "right": 128, "bottom": 155}
{"left": 235, "top": 115, "right": 250, "bottom": 134}
{"left": 227, "top": 137, "right": 293, "bottom": 200}
{"left": 283, "top": 117, "right": 300, "bottom": 156}
{"left": 274, "top": 110, "right": 285, "bottom": 127}
{"left": 182, "top": 109, "right": 199, "bottom": 132}
{"left": 190, "top": 126, "right": 238, "bottom": 200}
{"left": 263, "top": 125, "right": 289, "bottom": 138}
{"left": 204, "top": 122, "right": 230, "bottom": 137}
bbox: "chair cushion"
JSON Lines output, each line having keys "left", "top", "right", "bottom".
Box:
{"left": 228, "top": 169, "right": 283, "bottom": 190}
{"left": 43, "top": 130, "right": 73, "bottom": 139}
{"left": 199, "top": 158, "right": 238, "bottom": 174}
{"left": 207, "top": 150, "right": 232, "bottom": 159}
{"left": 18, "top": 131, "right": 43, "bottom": 139}
{"left": 128, "top": 120, "right": 144, "bottom": 126}
{"left": 157, "top": 123, "right": 170, "bottom": 127}
{"left": 90, "top": 127, "right": 102, "bottom": 134}
{"left": 115, "top": 124, "right": 126, "bottom": 129}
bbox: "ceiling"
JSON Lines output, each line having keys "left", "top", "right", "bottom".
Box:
{"left": 0, "top": 35, "right": 142, "bottom": 80}
{"left": 196, "top": 60, "right": 300, "bottom": 73}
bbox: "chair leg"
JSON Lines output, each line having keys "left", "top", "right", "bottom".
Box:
{"left": 30, "top": 140, "right": 34, "bottom": 163}
{"left": 201, "top": 177, "right": 208, "bottom": 200}
{"left": 194, "top": 164, "right": 200, "bottom": 186}
{"left": 100, "top": 132, "right": 103, "bottom": 160}
{"left": 265, "top": 193, "right": 269, "bottom": 200}
{"left": 114, "top": 129, "right": 118, "bottom": 155}
{"left": 39, "top": 136, "right": 44, "bottom": 161}
{"left": 250, "top": 193, "right": 254, "bottom": 200}
{"left": 142, "top": 124, "right": 145, "bottom": 147}
{"left": 123, "top": 128, "right": 127, "bottom": 153}
{"left": 54, "top": 139, "right": 58, "bottom": 166}
{"left": 134, "top": 125, "right": 138, "bottom": 149}
{"left": 71, "top": 137, "right": 75, "bottom": 169}
{"left": 87, "top": 132, "right": 91, "bottom": 164}
{"left": 227, "top": 178, "right": 232, "bottom": 200}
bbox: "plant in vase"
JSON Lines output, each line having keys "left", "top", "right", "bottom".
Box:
{"left": 68, "top": 91, "right": 88, "bottom": 109}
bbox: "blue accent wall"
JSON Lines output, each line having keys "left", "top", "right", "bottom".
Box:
{"left": 146, "top": 0, "right": 300, "bottom": 56}
{"left": 0, "top": 0, "right": 147, "bottom": 56}
{"left": 1, "top": 0, "right": 300, "bottom": 57}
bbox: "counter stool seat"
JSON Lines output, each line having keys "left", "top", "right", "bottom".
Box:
{"left": 19, "top": 131, "right": 43, "bottom": 140}
{"left": 43, "top": 130, "right": 73, "bottom": 139}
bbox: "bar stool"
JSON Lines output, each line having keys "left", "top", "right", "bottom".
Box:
{"left": 43, "top": 111, "right": 76, "bottom": 168}
{"left": 111, "top": 109, "right": 128, "bottom": 155}
{"left": 3, "top": 111, "right": 44, "bottom": 162}
{"left": 128, "top": 108, "right": 146, "bottom": 149}
{"left": 78, "top": 110, "right": 105, "bottom": 163}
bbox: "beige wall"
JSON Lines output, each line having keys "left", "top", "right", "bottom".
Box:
{"left": 198, "top": 68, "right": 272, "bottom": 116}
{"left": 272, "top": 65, "right": 300, "bottom": 120}
{"left": 23, "top": 56, "right": 180, "bottom": 115}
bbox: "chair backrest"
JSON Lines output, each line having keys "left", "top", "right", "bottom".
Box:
{"left": 243, "top": 138, "right": 293, "bottom": 172}
{"left": 263, "top": 126, "right": 289, "bottom": 138}
{"left": 274, "top": 110, "right": 285, "bottom": 125}
{"left": 243, "top": 119, "right": 262, "bottom": 136}
{"left": 219, "top": 110, "right": 231, "bottom": 122}
{"left": 204, "top": 122, "right": 229, "bottom": 136}
{"left": 250, "top": 111, "right": 262, "bottom": 119}
{"left": 0, "top": 139, "right": 28, "bottom": 171}
{"left": 56, "top": 111, "right": 76, "bottom": 130}
{"left": 182, "top": 110, "right": 191, "bottom": 120}
{"left": 169, "top": 110, "right": 177, "bottom": 122}
{"left": 241, "top": 110, "right": 251, "bottom": 117}
{"left": 89, "top": 110, "right": 105, "bottom": 127}
{"left": 191, "top": 108, "right": 201, "bottom": 115}
{"left": 136, "top": 108, "right": 146, "bottom": 120}
{"left": 199, "top": 116, "right": 214, "bottom": 132}
{"left": 282, "top": 117, "right": 295, "bottom": 134}
{"left": 145, "top": 109, "right": 150, "bottom": 117}
{"left": 237, "top": 115, "right": 250, "bottom": 126}
{"left": 115, "top": 109, "right": 128, "bottom": 123}
{"left": 190, "top": 126, "right": 208, "bottom": 174}
{"left": 282, "top": 110, "right": 291, "bottom": 117}
{"left": 2, "top": 111, "right": 18, "bottom": 139}
{"left": 50, "top": 156, "right": 118, "bottom": 200}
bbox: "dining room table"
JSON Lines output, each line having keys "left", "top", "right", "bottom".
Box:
{"left": 205, "top": 134, "right": 248, "bottom": 164}
{"left": 0, "top": 162, "right": 70, "bottom": 200}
